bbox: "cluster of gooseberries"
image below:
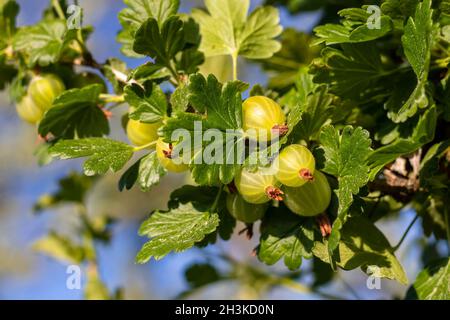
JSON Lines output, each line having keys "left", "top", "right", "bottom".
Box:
{"left": 16, "top": 74, "right": 65, "bottom": 124}
{"left": 15, "top": 72, "right": 107, "bottom": 125}
{"left": 228, "top": 96, "right": 332, "bottom": 226}
{"left": 17, "top": 82, "right": 331, "bottom": 225}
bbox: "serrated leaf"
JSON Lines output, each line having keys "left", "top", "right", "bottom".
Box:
{"left": 125, "top": 83, "right": 167, "bottom": 123}
{"left": 311, "top": 43, "right": 394, "bottom": 103}
{"left": 387, "top": 0, "right": 433, "bottom": 123}
{"left": 192, "top": 0, "right": 282, "bottom": 60}
{"left": 288, "top": 85, "right": 334, "bottom": 143}
{"left": 33, "top": 231, "right": 85, "bottom": 265}
{"left": 319, "top": 125, "right": 372, "bottom": 252}
{"left": 13, "top": 19, "right": 72, "bottom": 66}
{"left": 39, "top": 84, "right": 109, "bottom": 139}
{"left": 117, "top": 0, "right": 180, "bottom": 58}
{"left": 313, "top": 8, "right": 393, "bottom": 46}
{"left": 170, "top": 84, "right": 189, "bottom": 113}
{"left": 169, "top": 185, "right": 236, "bottom": 241}
{"left": 133, "top": 16, "right": 184, "bottom": 66}
{"left": 138, "top": 152, "right": 166, "bottom": 191}
{"left": 258, "top": 205, "right": 315, "bottom": 271}
{"left": 406, "top": 258, "right": 450, "bottom": 300}
{"left": 188, "top": 73, "right": 248, "bottom": 130}
{"left": 136, "top": 203, "right": 219, "bottom": 263}
{"left": 118, "top": 152, "right": 166, "bottom": 192}
{"left": 368, "top": 105, "right": 437, "bottom": 180}
{"left": 402, "top": 0, "right": 433, "bottom": 79}
{"left": 313, "top": 216, "right": 408, "bottom": 285}
{"left": 261, "top": 29, "right": 321, "bottom": 90}
{"left": 50, "top": 138, "right": 134, "bottom": 176}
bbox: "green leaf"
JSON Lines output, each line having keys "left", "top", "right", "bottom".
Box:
{"left": 311, "top": 43, "right": 394, "bottom": 102}
{"left": 13, "top": 19, "right": 72, "bottom": 66}
{"left": 136, "top": 203, "right": 219, "bottom": 263}
{"left": 0, "top": 54, "right": 16, "bottom": 90}
{"left": 420, "top": 140, "right": 450, "bottom": 191}
{"left": 313, "top": 216, "right": 408, "bottom": 285}
{"left": 288, "top": 85, "right": 334, "bottom": 143}
{"left": 50, "top": 138, "right": 134, "bottom": 176}
{"left": 313, "top": 8, "right": 393, "bottom": 45}
{"left": 39, "top": 84, "right": 109, "bottom": 139}
{"left": 125, "top": 83, "right": 167, "bottom": 123}
{"left": 0, "top": 0, "right": 19, "bottom": 48}
{"left": 170, "top": 84, "right": 189, "bottom": 113}
{"left": 388, "top": 0, "right": 433, "bottom": 123}
{"left": 161, "top": 75, "right": 248, "bottom": 185}
{"left": 188, "top": 73, "right": 248, "bottom": 130}
{"left": 185, "top": 263, "right": 221, "bottom": 288}
{"left": 119, "top": 152, "right": 167, "bottom": 192}
{"left": 261, "top": 29, "right": 321, "bottom": 90}
{"left": 319, "top": 125, "right": 372, "bottom": 252}
{"left": 401, "top": 0, "right": 433, "bottom": 79}
{"left": 34, "top": 172, "right": 95, "bottom": 211}
{"left": 138, "top": 152, "right": 166, "bottom": 191}
{"left": 368, "top": 105, "right": 437, "bottom": 180}
{"left": 258, "top": 205, "right": 315, "bottom": 271}
{"left": 133, "top": 16, "right": 184, "bottom": 66}
{"left": 407, "top": 258, "right": 450, "bottom": 300}
{"left": 192, "top": 0, "right": 282, "bottom": 59}
{"left": 33, "top": 231, "right": 85, "bottom": 264}
{"left": 169, "top": 185, "right": 236, "bottom": 241}
{"left": 117, "top": 0, "right": 180, "bottom": 58}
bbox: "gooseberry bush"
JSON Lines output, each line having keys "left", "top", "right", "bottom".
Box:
{"left": 1, "top": 0, "right": 449, "bottom": 300}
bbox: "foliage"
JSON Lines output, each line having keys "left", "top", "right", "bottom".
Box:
{"left": 1, "top": 0, "right": 449, "bottom": 300}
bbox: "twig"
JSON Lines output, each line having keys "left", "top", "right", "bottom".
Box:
{"left": 392, "top": 213, "right": 419, "bottom": 252}
{"left": 52, "top": 0, "right": 66, "bottom": 20}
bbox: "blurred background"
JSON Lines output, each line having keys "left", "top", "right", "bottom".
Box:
{"left": 0, "top": 0, "right": 445, "bottom": 300}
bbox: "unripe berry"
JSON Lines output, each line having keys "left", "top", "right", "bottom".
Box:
{"left": 126, "top": 119, "right": 161, "bottom": 147}
{"left": 275, "top": 144, "right": 315, "bottom": 187}
{"left": 28, "top": 74, "right": 65, "bottom": 111}
{"left": 283, "top": 171, "right": 331, "bottom": 217}
{"left": 226, "top": 193, "right": 267, "bottom": 223}
{"left": 156, "top": 138, "right": 189, "bottom": 173}
{"left": 242, "top": 96, "right": 287, "bottom": 141}
{"left": 235, "top": 167, "right": 283, "bottom": 204}
{"left": 16, "top": 95, "right": 44, "bottom": 124}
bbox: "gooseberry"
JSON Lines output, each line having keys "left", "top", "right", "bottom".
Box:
{"left": 126, "top": 119, "right": 161, "bottom": 147}
{"left": 16, "top": 95, "right": 44, "bottom": 124}
{"left": 242, "top": 96, "right": 287, "bottom": 141}
{"left": 275, "top": 144, "right": 315, "bottom": 187}
{"left": 283, "top": 171, "right": 331, "bottom": 217}
{"left": 226, "top": 193, "right": 267, "bottom": 223}
{"left": 28, "top": 74, "right": 65, "bottom": 111}
{"left": 156, "top": 138, "right": 189, "bottom": 173}
{"left": 235, "top": 167, "right": 283, "bottom": 204}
